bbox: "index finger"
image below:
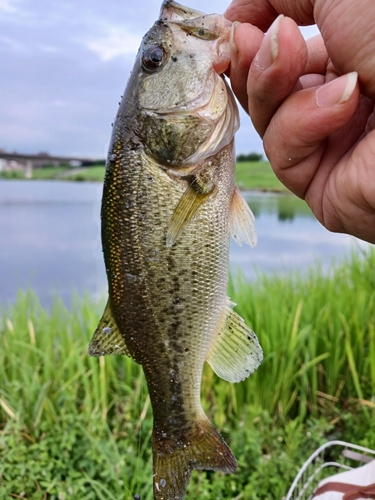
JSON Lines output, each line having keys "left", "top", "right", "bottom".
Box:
{"left": 225, "top": 0, "right": 315, "bottom": 29}
{"left": 225, "top": 0, "right": 278, "bottom": 30}
{"left": 228, "top": 22, "right": 264, "bottom": 111}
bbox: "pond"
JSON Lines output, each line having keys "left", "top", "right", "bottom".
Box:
{"left": 0, "top": 180, "right": 371, "bottom": 307}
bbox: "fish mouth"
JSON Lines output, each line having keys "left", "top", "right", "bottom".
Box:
{"left": 160, "top": 0, "right": 206, "bottom": 22}
{"left": 160, "top": 0, "right": 232, "bottom": 71}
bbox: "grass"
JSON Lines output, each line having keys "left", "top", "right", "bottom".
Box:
{"left": 1, "top": 250, "right": 375, "bottom": 498}
{"left": 228, "top": 249, "right": 375, "bottom": 421}
{"left": 0, "top": 165, "right": 105, "bottom": 183}
{"left": 63, "top": 166, "right": 107, "bottom": 182}
{"left": 0, "top": 170, "right": 26, "bottom": 180}
{"left": 235, "top": 161, "right": 287, "bottom": 192}
{"left": 0, "top": 161, "right": 287, "bottom": 192}
{"left": 32, "top": 167, "right": 71, "bottom": 180}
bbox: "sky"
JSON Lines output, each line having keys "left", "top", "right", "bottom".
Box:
{"left": 0, "top": 0, "right": 318, "bottom": 159}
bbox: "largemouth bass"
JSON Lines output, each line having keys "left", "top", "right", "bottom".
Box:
{"left": 89, "top": 1, "right": 263, "bottom": 498}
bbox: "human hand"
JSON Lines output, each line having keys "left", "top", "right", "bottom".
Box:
{"left": 225, "top": 0, "right": 375, "bottom": 244}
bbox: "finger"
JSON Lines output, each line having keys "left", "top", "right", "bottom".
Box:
{"left": 224, "top": 0, "right": 279, "bottom": 31}
{"left": 228, "top": 22, "right": 329, "bottom": 116}
{"left": 304, "top": 35, "right": 328, "bottom": 75}
{"left": 326, "top": 125, "right": 375, "bottom": 243}
{"left": 224, "top": 0, "right": 315, "bottom": 29}
{"left": 247, "top": 16, "right": 308, "bottom": 136}
{"left": 228, "top": 22, "right": 264, "bottom": 112}
{"left": 262, "top": 72, "right": 360, "bottom": 199}
{"left": 226, "top": 0, "right": 375, "bottom": 102}
{"left": 315, "top": 0, "right": 375, "bottom": 100}
{"left": 292, "top": 37, "right": 328, "bottom": 92}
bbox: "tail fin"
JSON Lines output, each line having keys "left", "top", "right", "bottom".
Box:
{"left": 152, "top": 418, "right": 237, "bottom": 499}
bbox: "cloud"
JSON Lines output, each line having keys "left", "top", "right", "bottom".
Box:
{"left": 85, "top": 27, "right": 141, "bottom": 61}
{"left": 0, "top": 35, "right": 29, "bottom": 53}
{"left": 0, "top": 0, "right": 18, "bottom": 13}
{"left": 0, "top": 0, "right": 264, "bottom": 157}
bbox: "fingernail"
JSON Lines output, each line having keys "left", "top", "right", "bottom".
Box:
{"left": 254, "top": 14, "right": 283, "bottom": 70}
{"left": 316, "top": 72, "right": 358, "bottom": 108}
{"left": 229, "top": 21, "right": 241, "bottom": 70}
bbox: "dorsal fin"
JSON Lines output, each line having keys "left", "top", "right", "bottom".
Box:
{"left": 229, "top": 186, "right": 257, "bottom": 247}
{"left": 206, "top": 298, "right": 263, "bottom": 382}
{"left": 88, "top": 300, "right": 130, "bottom": 357}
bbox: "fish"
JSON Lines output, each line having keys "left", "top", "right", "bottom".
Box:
{"left": 88, "top": 1, "right": 263, "bottom": 498}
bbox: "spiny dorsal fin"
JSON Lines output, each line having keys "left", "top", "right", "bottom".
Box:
{"left": 229, "top": 185, "right": 257, "bottom": 247}
{"left": 206, "top": 298, "right": 263, "bottom": 382}
{"left": 166, "top": 176, "right": 216, "bottom": 247}
{"left": 88, "top": 300, "right": 130, "bottom": 357}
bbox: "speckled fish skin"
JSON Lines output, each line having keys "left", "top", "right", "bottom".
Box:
{"left": 89, "top": 1, "right": 262, "bottom": 499}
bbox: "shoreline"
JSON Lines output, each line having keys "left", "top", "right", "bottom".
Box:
{"left": 0, "top": 161, "right": 289, "bottom": 193}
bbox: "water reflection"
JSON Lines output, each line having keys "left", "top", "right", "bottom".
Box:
{"left": 245, "top": 191, "right": 314, "bottom": 221}
{"left": 0, "top": 180, "right": 372, "bottom": 307}
{"left": 233, "top": 192, "right": 370, "bottom": 280}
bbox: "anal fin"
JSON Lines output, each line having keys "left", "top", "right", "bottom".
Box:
{"left": 88, "top": 300, "right": 130, "bottom": 357}
{"left": 206, "top": 298, "right": 263, "bottom": 382}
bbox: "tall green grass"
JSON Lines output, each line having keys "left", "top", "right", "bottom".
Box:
{"left": 1, "top": 250, "right": 375, "bottom": 498}
{"left": 226, "top": 249, "right": 375, "bottom": 422}
{"left": 1, "top": 293, "right": 154, "bottom": 499}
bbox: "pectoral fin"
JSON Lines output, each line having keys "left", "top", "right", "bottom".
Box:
{"left": 166, "top": 179, "right": 215, "bottom": 247}
{"left": 229, "top": 186, "right": 257, "bottom": 247}
{"left": 206, "top": 298, "right": 263, "bottom": 382}
{"left": 88, "top": 300, "right": 130, "bottom": 357}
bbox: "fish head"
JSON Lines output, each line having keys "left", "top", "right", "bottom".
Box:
{"left": 126, "top": 0, "right": 239, "bottom": 169}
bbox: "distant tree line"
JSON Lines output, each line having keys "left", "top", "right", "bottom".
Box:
{"left": 81, "top": 159, "right": 106, "bottom": 166}
{"left": 236, "top": 152, "right": 263, "bottom": 162}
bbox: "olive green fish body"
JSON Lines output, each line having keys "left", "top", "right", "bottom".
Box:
{"left": 103, "top": 142, "right": 234, "bottom": 402}
{"left": 103, "top": 142, "right": 237, "bottom": 495}
{"left": 89, "top": 2, "right": 263, "bottom": 498}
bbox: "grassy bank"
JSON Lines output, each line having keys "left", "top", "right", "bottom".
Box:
{"left": 0, "top": 161, "right": 287, "bottom": 191}
{"left": 235, "top": 161, "right": 287, "bottom": 192}
{"left": 0, "top": 165, "right": 106, "bottom": 183}
{"left": 1, "top": 251, "right": 375, "bottom": 498}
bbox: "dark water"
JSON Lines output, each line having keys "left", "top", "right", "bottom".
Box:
{"left": 0, "top": 180, "right": 371, "bottom": 307}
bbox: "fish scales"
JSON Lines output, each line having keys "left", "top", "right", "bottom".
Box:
{"left": 103, "top": 141, "right": 234, "bottom": 412}
{"left": 89, "top": 1, "right": 263, "bottom": 499}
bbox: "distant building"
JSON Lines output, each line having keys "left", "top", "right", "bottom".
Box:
{"left": 0, "top": 149, "right": 103, "bottom": 177}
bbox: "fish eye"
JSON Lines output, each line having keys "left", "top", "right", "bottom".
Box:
{"left": 142, "top": 45, "right": 166, "bottom": 72}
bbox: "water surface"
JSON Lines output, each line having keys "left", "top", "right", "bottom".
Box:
{"left": 0, "top": 180, "right": 371, "bottom": 307}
